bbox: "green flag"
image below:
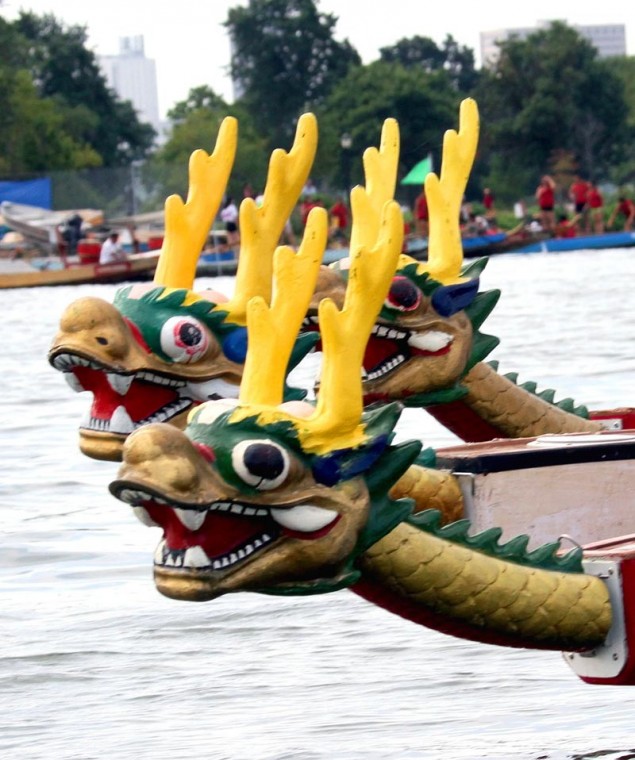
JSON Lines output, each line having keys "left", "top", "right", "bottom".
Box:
{"left": 400, "top": 155, "right": 433, "bottom": 185}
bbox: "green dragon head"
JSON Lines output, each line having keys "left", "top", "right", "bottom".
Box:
{"left": 48, "top": 114, "right": 318, "bottom": 461}
{"left": 305, "top": 98, "right": 500, "bottom": 407}
{"left": 108, "top": 120, "right": 423, "bottom": 600}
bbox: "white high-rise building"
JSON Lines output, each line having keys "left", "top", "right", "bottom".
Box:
{"left": 480, "top": 21, "right": 626, "bottom": 66}
{"left": 99, "top": 36, "right": 161, "bottom": 137}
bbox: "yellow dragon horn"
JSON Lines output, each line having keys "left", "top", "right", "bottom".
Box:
{"left": 423, "top": 98, "right": 479, "bottom": 284}
{"left": 239, "top": 207, "right": 328, "bottom": 407}
{"left": 154, "top": 116, "right": 238, "bottom": 289}
{"left": 220, "top": 113, "right": 318, "bottom": 325}
{"left": 349, "top": 118, "right": 400, "bottom": 254}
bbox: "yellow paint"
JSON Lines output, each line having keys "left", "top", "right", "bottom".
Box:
{"left": 154, "top": 117, "right": 238, "bottom": 289}
{"left": 421, "top": 98, "right": 479, "bottom": 285}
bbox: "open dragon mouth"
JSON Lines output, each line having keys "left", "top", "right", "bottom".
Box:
{"left": 110, "top": 481, "right": 340, "bottom": 573}
{"left": 50, "top": 352, "right": 239, "bottom": 435}
{"left": 362, "top": 324, "right": 453, "bottom": 381}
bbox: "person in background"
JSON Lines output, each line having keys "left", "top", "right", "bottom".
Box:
{"left": 554, "top": 212, "right": 580, "bottom": 239}
{"left": 413, "top": 189, "right": 428, "bottom": 237}
{"left": 62, "top": 213, "right": 84, "bottom": 256}
{"left": 99, "top": 232, "right": 127, "bottom": 265}
{"left": 587, "top": 182, "right": 604, "bottom": 234}
{"left": 607, "top": 196, "right": 635, "bottom": 231}
{"left": 482, "top": 187, "right": 495, "bottom": 218}
{"left": 462, "top": 211, "right": 489, "bottom": 237}
{"left": 329, "top": 196, "right": 349, "bottom": 245}
{"left": 220, "top": 195, "right": 239, "bottom": 250}
{"left": 300, "top": 195, "right": 323, "bottom": 227}
{"left": 535, "top": 175, "right": 556, "bottom": 233}
{"left": 568, "top": 175, "right": 590, "bottom": 232}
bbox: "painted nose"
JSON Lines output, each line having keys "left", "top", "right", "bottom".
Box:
{"left": 120, "top": 423, "right": 200, "bottom": 495}
{"left": 54, "top": 297, "right": 129, "bottom": 360}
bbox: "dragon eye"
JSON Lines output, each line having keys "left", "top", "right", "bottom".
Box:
{"left": 232, "top": 439, "right": 290, "bottom": 490}
{"left": 384, "top": 276, "right": 422, "bottom": 312}
{"left": 160, "top": 316, "right": 210, "bottom": 363}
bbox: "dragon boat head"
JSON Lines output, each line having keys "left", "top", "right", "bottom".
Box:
{"left": 306, "top": 99, "right": 500, "bottom": 408}
{"left": 49, "top": 115, "right": 318, "bottom": 461}
{"left": 109, "top": 120, "right": 422, "bottom": 600}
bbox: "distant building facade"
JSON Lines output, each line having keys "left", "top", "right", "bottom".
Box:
{"left": 98, "top": 36, "right": 162, "bottom": 138}
{"left": 480, "top": 21, "right": 626, "bottom": 65}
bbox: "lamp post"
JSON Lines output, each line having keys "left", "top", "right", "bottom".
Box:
{"left": 340, "top": 133, "right": 352, "bottom": 194}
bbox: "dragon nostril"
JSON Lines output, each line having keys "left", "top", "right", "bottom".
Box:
{"left": 96, "top": 337, "right": 108, "bottom": 345}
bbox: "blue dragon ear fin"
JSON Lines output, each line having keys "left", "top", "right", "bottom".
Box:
{"left": 221, "top": 327, "right": 248, "bottom": 364}
{"left": 431, "top": 278, "right": 480, "bottom": 317}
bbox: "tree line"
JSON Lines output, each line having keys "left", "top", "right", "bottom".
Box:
{"left": 2, "top": 0, "right": 635, "bottom": 207}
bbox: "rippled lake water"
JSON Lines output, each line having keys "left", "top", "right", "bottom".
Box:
{"left": 3, "top": 248, "right": 635, "bottom": 760}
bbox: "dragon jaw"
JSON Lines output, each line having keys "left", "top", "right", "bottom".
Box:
{"left": 109, "top": 398, "right": 420, "bottom": 600}
{"left": 49, "top": 284, "right": 244, "bottom": 461}
{"left": 307, "top": 258, "right": 498, "bottom": 406}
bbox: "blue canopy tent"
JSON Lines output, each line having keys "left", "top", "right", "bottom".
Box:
{"left": 0, "top": 178, "right": 52, "bottom": 208}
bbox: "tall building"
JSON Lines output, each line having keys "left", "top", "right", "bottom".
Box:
{"left": 98, "top": 36, "right": 161, "bottom": 137}
{"left": 480, "top": 21, "right": 626, "bottom": 66}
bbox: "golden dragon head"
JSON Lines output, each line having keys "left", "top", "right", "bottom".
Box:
{"left": 307, "top": 99, "right": 500, "bottom": 407}
{"left": 48, "top": 115, "right": 318, "bottom": 461}
{"left": 108, "top": 119, "right": 422, "bottom": 600}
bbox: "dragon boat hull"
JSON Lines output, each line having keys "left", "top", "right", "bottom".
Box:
{"left": 0, "top": 251, "right": 160, "bottom": 289}
{"left": 515, "top": 230, "right": 635, "bottom": 254}
{"left": 436, "top": 429, "right": 635, "bottom": 548}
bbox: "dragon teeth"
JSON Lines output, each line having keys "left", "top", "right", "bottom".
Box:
{"left": 174, "top": 508, "right": 206, "bottom": 531}
{"left": 408, "top": 330, "right": 453, "bottom": 352}
{"left": 270, "top": 504, "right": 338, "bottom": 532}
{"left": 110, "top": 405, "right": 135, "bottom": 435}
{"left": 64, "top": 372, "right": 85, "bottom": 393}
{"left": 107, "top": 373, "right": 134, "bottom": 396}
{"left": 186, "top": 377, "right": 241, "bottom": 402}
{"left": 154, "top": 539, "right": 167, "bottom": 564}
{"left": 183, "top": 546, "right": 211, "bottom": 568}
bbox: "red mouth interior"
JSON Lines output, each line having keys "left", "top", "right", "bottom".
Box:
{"left": 74, "top": 366, "right": 180, "bottom": 421}
{"left": 363, "top": 333, "right": 451, "bottom": 373}
{"left": 145, "top": 502, "right": 272, "bottom": 556}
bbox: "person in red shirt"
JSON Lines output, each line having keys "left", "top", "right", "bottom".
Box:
{"left": 554, "top": 213, "right": 579, "bottom": 238}
{"left": 300, "top": 196, "right": 323, "bottom": 227}
{"left": 586, "top": 183, "right": 604, "bottom": 233}
{"left": 569, "top": 175, "right": 590, "bottom": 232}
{"left": 329, "top": 197, "right": 349, "bottom": 245}
{"left": 413, "top": 191, "right": 428, "bottom": 236}
{"left": 535, "top": 175, "right": 556, "bottom": 232}
{"left": 482, "top": 187, "right": 495, "bottom": 217}
{"left": 608, "top": 196, "right": 635, "bottom": 231}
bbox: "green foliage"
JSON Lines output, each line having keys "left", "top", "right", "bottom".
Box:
{"left": 602, "top": 57, "right": 635, "bottom": 184}
{"left": 315, "top": 61, "right": 458, "bottom": 189}
{"left": 0, "top": 11, "right": 155, "bottom": 175}
{"left": 225, "top": 0, "right": 361, "bottom": 151}
{"left": 155, "top": 91, "right": 269, "bottom": 204}
{"left": 475, "top": 22, "right": 630, "bottom": 199}
{"left": 379, "top": 34, "right": 480, "bottom": 93}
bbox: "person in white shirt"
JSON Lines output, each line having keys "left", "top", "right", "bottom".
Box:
{"left": 99, "top": 232, "right": 127, "bottom": 265}
{"left": 219, "top": 196, "right": 239, "bottom": 250}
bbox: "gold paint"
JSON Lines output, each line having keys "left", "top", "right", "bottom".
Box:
{"left": 361, "top": 522, "right": 612, "bottom": 649}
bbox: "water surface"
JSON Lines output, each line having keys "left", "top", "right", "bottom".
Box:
{"left": 2, "top": 248, "right": 635, "bottom": 759}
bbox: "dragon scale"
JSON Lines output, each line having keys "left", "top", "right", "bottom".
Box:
{"left": 355, "top": 521, "right": 612, "bottom": 651}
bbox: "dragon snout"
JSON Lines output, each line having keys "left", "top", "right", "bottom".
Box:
{"left": 120, "top": 423, "right": 201, "bottom": 494}
{"left": 54, "top": 297, "right": 129, "bottom": 359}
